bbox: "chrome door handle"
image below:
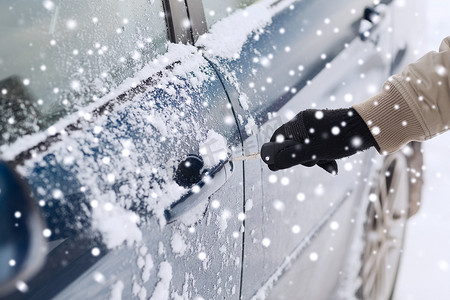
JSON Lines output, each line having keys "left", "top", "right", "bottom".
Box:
{"left": 164, "top": 159, "right": 234, "bottom": 223}
{"left": 359, "top": 4, "right": 387, "bottom": 41}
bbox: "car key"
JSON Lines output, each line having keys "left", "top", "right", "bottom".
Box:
{"left": 231, "top": 152, "right": 261, "bottom": 161}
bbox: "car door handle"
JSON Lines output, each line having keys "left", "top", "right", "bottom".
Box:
{"left": 164, "top": 159, "right": 234, "bottom": 223}
{"left": 359, "top": 4, "right": 387, "bottom": 41}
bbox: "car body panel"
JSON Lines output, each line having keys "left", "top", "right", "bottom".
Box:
{"left": 5, "top": 46, "right": 245, "bottom": 300}
{"left": 201, "top": 0, "right": 393, "bottom": 298}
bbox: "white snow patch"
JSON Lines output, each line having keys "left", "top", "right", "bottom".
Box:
{"left": 238, "top": 114, "right": 245, "bottom": 125}
{"left": 196, "top": 0, "right": 296, "bottom": 60}
{"left": 141, "top": 254, "right": 154, "bottom": 283}
{"left": 171, "top": 231, "right": 187, "bottom": 256}
{"left": 153, "top": 182, "right": 188, "bottom": 227}
{"left": 171, "top": 273, "right": 191, "bottom": 300}
{"left": 132, "top": 282, "right": 141, "bottom": 297}
{"left": 138, "top": 287, "right": 147, "bottom": 300}
{"left": 150, "top": 261, "right": 173, "bottom": 300}
{"left": 239, "top": 93, "right": 250, "bottom": 110}
{"left": 92, "top": 203, "right": 142, "bottom": 248}
{"left": 132, "top": 281, "right": 148, "bottom": 300}
{"left": 178, "top": 196, "right": 210, "bottom": 226}
{"left": 245, "top": 199, "right": 254, "bottom": 212}
{"left": 137, "top": 256, "right": 145, "bottom": 269}
{"left": 139, "top": 245, "right": 148, "bottom": 256}
{"left": 199, "top": 130, "right": 228, "bottom": 167}
{"left": 146, "top": 111, "right": 169, "bottom": 136}
{"left": 109, "top": 280, "right": 124, "bottom": 300}
{"left": 218, "top": 209, "right": 231, "bottom": 233}
{"left": 245, "top": 117, "right": 256, "bottom": 136}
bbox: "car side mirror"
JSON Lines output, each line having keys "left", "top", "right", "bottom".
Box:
{"left": 0, "top": 161, "right": 46, "bottom": 296}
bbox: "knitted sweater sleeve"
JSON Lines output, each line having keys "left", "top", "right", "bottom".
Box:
{"left": 353, "top": 36, "right": 450, "bottom": 154}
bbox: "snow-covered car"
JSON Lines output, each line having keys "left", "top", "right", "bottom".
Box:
{"left": 0, "top": 0, "right": 424, "bottom": 299}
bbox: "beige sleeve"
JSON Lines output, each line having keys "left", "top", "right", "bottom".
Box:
{"left": 353, "top": 36, "right": 450, "bottom": 154}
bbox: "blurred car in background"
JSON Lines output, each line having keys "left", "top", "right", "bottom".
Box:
{"left": 0, "top": 0, "right": 424, "bottom": 299}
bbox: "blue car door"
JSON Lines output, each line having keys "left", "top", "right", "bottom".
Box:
{"left": 199, "top": 0, "right": 393, "bottom": 298}
{"left": 0, "top": 1, "right": 245, "bottom": 299}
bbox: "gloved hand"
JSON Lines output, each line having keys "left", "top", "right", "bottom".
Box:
{"left": 260, "top": 108, "right": 379, "bottom": 173}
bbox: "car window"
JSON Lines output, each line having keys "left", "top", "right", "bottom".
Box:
{"left": 0, "top": 0, "right": 168, "bottom": 146}
{"left": 201, "top": 0, "right": 258, "bottom": 28}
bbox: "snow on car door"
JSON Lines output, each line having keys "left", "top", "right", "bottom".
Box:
{"left": 6, "top": 47, "right": 245, "bottom": 300}
{"left": 198, "top": 0, "right": 391, "bottom": 298}
{"left": 1, "top": 2, "right": 245, "bottom": 299}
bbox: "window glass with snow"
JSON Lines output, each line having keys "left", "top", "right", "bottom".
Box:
{"left": 0, "top": 0, "right": 168, "bottom": 145}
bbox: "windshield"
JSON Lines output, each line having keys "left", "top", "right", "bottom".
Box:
{"left": 0, "top": 0, "right": 168, "bottom": 146}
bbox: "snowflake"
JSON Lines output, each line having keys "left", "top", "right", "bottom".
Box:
{"left": 296, "top": 193, "right": 306, "bottom": 202}
{"left": 344, "top": 162, "right": 353, "bottom": 171}
{"left": 330, "top": 221, "right": 339, "bottom": 230}
{"left": 43, "top": 0, "right": 55, "bottom": 11}
{"left": 315, "top": 111, "right": 324, "bottom": 119}
{"left": 93, "top": 272, "right": 105, "bottom": 283}
{"left": 43, "top": 228, "right": 52, "bottom": 238}
{"left": 91, "top": 247, "right": 101, "bottom": 256}
{"left": 309, "top": 252, "right": 319, "bottom": 261}
{"left": 268, "top": 174, "right": 277, "bottom": 183}
{"left": 331, "top": 126, "right": 340, "bottom": 135}
{"left": 371, "top": 126, "right": 380, "bottom": 135}
{"left": 66, "top": 19, "right": 77, "bottom": 30}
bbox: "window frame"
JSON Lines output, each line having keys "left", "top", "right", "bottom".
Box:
{"left": 164, "top": 0, "right": 207, "bottom": 44}
{"left": 1, "top": 0, "right": 199, "bottom": 163}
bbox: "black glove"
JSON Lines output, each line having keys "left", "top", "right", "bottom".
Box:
{"left": 260, "top": 108, "right": 379, "bottom": 173}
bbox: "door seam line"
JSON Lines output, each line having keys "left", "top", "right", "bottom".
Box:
{"left": 202, "top": 56, "right": 247, "bottom": 300}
